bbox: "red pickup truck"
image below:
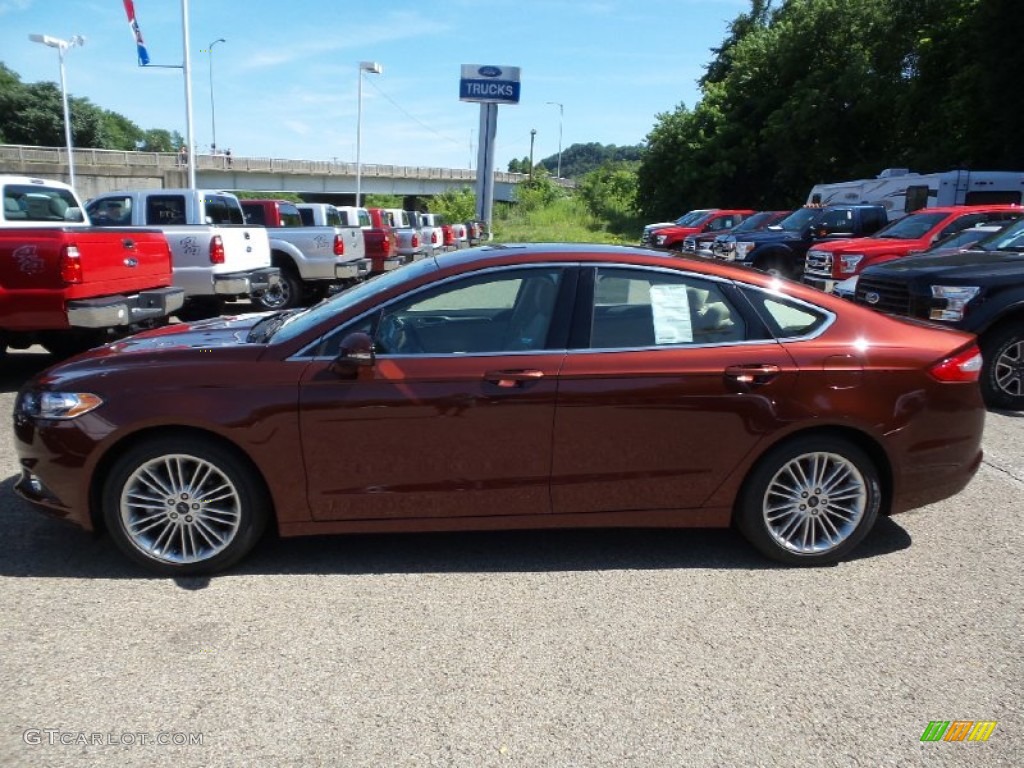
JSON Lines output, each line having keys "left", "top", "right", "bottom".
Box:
{"left": 802, "top": 204, "right": 1023, "bottom": 292}
{"left": 1, "top": 176, "right": 182, "bottom": 358}
{"left": 647, "top": 209, "right": 756, "bottom": 251}
{"left": 364, "top": 207, "right": 404, "bottom": 273}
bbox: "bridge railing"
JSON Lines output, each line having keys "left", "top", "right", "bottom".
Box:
{"left": 0, "top": 144, "right": 571, "bottom": 186}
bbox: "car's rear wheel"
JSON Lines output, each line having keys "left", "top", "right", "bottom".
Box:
{"left": 736, "top": 436, "right": 880, "bottom": 565}
{"left": 755, "top": 255, "right": 792, "bottom": 279}
{"left": 102, "top": 436, "right": 269, "bottom": 575}
{"left": 253, "top": 267, "right": 302, "bottom": 311}
{"left": 980, "top": 323, "right": 1024, "bottom": 411}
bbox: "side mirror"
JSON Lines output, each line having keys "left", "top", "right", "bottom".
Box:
{"left": 330, "top": 331, "right": 376, "bottom": 376}
{"left": 64, "top": 207, "right": 85, "bottom": 222}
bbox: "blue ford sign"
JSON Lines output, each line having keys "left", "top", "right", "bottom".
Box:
{"left": 460, "top": 64, "right": 521, "bottom": 105}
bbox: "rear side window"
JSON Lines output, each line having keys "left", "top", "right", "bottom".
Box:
{"left": 146, "top": 195, "right": 187, "bottom": 225}
{"left": 298, "top": 209, "right": 314, "bottom": 226}
{"left": 243, "top": 204, "right": 265, "bottom": 225}
{"left": 742, "top": 289, "right": 831, "bottom": 339}
{"left": 589, "top": 267, "right": 747, "bottom": 348}
{"left": 279, "top": 204, "right": 303, "bottom": 228}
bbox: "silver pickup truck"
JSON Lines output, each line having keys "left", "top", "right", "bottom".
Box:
{"left": 383, "top": 208, "right": 426, "bottom": 262}
{"left": 241, "top": 199, "right": 370, "bottom": 310}
{"left": 86, "top": 189, "right": 277, "bottom": 319}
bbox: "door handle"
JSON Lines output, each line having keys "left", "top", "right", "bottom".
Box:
{"left": 724, "top": 364, "right": 781, "bottom": 386}
{"left": 484, "top": 369, "right": 545, "bottom": 388}
{"left": 122, "top": 238, "right": 136, "bottom": 249}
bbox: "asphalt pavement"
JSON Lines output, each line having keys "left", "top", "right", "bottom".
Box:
{"left": 0, "top": 347, "right": 1020, "bottom": 767}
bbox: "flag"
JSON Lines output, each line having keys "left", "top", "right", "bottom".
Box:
{"left": 123, "top": 0, "right": 150, "bottom": 66}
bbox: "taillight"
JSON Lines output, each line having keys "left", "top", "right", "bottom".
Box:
{"left": 333, "top": 234, "right": 345, "bottom": 256}
{"left": 60, "top": 245, "right": 83, "bottom": 284}
{"left": 209, "top": 235, "right": 225, "bottom": 264}
{"left": 431, "top": 230, "right": 440, "bottom": 245}
{"left": 412, "top": 233, "right": 420, "bottom": 248}
{"left": 443, "top": 227, "right": 454, "bottom": 246}
{"left": 929, "top": 344, "right": 983, "bottom": 382}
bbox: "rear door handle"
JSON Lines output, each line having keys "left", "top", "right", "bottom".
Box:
{"left": 122, "top": 239, "right": 136, "bottom": 249}
{"left": 724, "top": 364, "right": 781, "bottom": 386}
{"left": 484, "top": 369, "right": 545, "bottom": 388}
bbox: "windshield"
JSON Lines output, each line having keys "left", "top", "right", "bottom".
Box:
{"left": 269, "top": 258, "right": 439, "bottom": 345}
{"left": 730, "top": 212, "right": 774, "bottom": 234}
{"left": 977, "top": 217, "right": 1024, "bottom": 252}
{"left": 775, "top": 208, "right": 821, "bottom": 231}
{"left": 871, "top": 212, "right": 947, "bottom": 240}
{"left": 927, "top": 227, "right": 1001, "bottom": 252}
{"left": 673, "top": 209, "right": 709, "bottom": 226}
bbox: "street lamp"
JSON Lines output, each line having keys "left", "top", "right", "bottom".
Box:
{"left": 546, "top": 101, "right": 563, "bottom": 178}
{"left": 29, "top": 33, "right": 85, "bottom": 189}
{"left": 355, "top": 60, "right": 382, "bottom": 207}
{"left": 529, "top": 128, "right": 537, "bottom": 179}
{"left": 207, "top": 38, "right": 226, "bottom": 153}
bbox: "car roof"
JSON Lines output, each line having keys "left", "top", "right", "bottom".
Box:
{"left": 907, "top": 204, "right": 1023, "bottom": 215}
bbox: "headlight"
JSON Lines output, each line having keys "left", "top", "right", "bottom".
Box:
{"left": 655, "top": 234, "right": 667, "bottom": 246}
{"left": 929, "top": 285, "right": 980, "bottom": 322}
{"left": 18, "top": 391, "right": 104, "bottom": 420}
{"left": 839, "top": 254, "right": 865, "bottom": 274}
{"left": 735, "top": 241, "right": 755, "bottom": 258}
{"left": 833, "top": 275, "right": 859, "bottom": 297}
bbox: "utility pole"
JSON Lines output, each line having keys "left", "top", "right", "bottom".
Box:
{"left": 529, "top": 128, "right": 536, "bottom": 179}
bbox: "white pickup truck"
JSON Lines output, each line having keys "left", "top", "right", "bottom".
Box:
{"left": 86, "top": 189, "right": 277, "bottom": 319}
{"left": 383, "top": 208, "right": 426, "bottom": 261}
{"left": 296, "top": 203, "right": 369, "bottom": 272}
{"left": 241, "top": 199, "right": 370, "bottom": 309}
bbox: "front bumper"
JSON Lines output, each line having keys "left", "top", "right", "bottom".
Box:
{"left": 66, "top": 287, "right": 186, "bottom": 329}
{"left": 213, "top": 267, "right": 281, "bottom": 297}
{"left": 803, "top": 275, "right": 837, "bottom": 293}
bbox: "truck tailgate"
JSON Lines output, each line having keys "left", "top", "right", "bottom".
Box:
{"left": 215, "top": 226, "right": 271, "bottom": 272}
{"left": 38, "top": 228, "right": 172, "bottom": 299}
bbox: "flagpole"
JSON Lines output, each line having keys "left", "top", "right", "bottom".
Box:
{"left": 181, "top": 0, "right": 197, "bottom": 189}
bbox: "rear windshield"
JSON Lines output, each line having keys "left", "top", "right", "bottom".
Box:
{"left": 4, "top": 184, "right": 79, "bottom": 222}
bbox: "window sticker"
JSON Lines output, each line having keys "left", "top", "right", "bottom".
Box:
{"left": 650, "top": 284, "right": 693, "bottom": 344}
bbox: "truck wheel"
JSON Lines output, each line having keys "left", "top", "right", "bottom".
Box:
{"left": 42, "top": 331, "right": 105, "bottom": 359}
{"left": 176, "top": 297, "right": 225, "bottom": 322}
{"left": 102, "top": 435, "right": 270, "bottom": 576}
{"left": 253, "top": 269, "right": 302, "bottom": 311}
{"left": 735, "top": 435, "right": 881, "bottom": 566}
{"left": 756, "top": 256, "right": 794, "bottom": 279}
{"left": 980, "top": 323, "right": 1024, "bottom": 410}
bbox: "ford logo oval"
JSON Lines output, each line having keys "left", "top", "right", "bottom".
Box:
{"left": 478, "top": 66, "right": 502, "bottom": 78}
{"left": 864, "top": 291, "right": 880, "bottom": 305}
{"left": 123, "top": 257, "right": 138, "bottom": 268}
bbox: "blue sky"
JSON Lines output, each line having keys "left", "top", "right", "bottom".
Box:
{"left": 2, "top": 0, "right": 747, "bottom": 171}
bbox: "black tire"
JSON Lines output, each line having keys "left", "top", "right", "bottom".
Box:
{"left": 979, "top": 323, "right": 1024, "bottom": 411}
{"left": 42, "top": 331, "right": 105, "bottom": 359}
{"left": 755, "top": 254, "right": 794, "bottom": 279}
{"left": 735, "top": 435, "right": 881, "bottom": 566}
{"left": 102, "top": 436, "right": 270, "bottom": 576}
{"left": 253, "top": 267, "right": 302, "bottom": 311}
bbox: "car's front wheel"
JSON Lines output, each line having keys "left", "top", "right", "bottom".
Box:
{"left": 980, "top": 323, "right": 1024, "bottom": 411}
{"left": 735, "top": 435, "right": 881, "bottom": 565}
{"left": 102, "top": 436, "right": 270, "bottom": 575}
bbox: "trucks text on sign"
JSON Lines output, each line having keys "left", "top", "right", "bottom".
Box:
{"left": 459, "top": 65, "right": 521, "bottom": 105}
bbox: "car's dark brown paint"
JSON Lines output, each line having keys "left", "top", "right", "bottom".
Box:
{"left": 13, "top": 244, "right": 985, "bottom": 572}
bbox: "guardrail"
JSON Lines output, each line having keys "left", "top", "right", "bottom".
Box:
{"left": 0, "top": 144, "right": 573, "bottom": 187}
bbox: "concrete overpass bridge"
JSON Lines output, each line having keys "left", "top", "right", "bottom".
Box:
{"left": 0, "top": 144, "right": 563, "bottom": 205}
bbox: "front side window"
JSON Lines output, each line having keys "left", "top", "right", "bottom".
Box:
{"left": 589, "top": 268, "right": 747, "bottom": 349}
{"left": 874, "top": 212, "right": 947, "bottom": 240}
{"left": 86, "top": 195, "right": 132, "bottom": 225}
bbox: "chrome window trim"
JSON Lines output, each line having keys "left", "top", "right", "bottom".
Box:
{"left": 288, "top": 262, "right": 575, "bottom": 361}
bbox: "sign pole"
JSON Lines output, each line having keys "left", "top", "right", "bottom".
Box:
{"left": 475, "top": 102, "right": 498, "bottom": 236}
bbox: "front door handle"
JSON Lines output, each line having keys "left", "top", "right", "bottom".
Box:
{"left": 724, "top": 364, "right": 781, "bottom": 386}
{"left": 484, "top": 369, "right": 545, "bottom": 388}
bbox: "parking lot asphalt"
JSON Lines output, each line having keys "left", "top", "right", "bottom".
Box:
{"left": 0, "top": 347, "right": 1020, "bottom": 767}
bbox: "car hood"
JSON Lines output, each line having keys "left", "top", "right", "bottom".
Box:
{"left": 730, "top": 229, "right": 802, "bottom": 244}
{"left": 811, "top": 237, "right": 919, "bottom": 254}
{"left": 868, "top": 248, "right": 1024, "bottom": 279}
{"left": 31, "top": 313, "right": 269, "bottom": 387}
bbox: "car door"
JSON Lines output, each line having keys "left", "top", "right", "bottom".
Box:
{"left": 551, "top": 265, "right": 799, "bottom": 516}
{"left": 298, "top": 265, "right": 572, "bottom": 521}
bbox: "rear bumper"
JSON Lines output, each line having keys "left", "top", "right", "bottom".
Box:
{"left": 335, "top": 259, "right": 371, "bottom": 280}
{"left": 66, "top": 287, "right": 186, "bottom": 329}
{"left": 213, "top": 267, "right": 281, "bottom": 297}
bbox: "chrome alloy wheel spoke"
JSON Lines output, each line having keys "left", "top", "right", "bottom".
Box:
{"left": 120, "top": 453, "right": 242, "bottom": 565}
{"left": 762, "top": 452, "right": 867, "bottom": 555}
{"left": 994, "top": 341, "right": 1024, "bottom": 396}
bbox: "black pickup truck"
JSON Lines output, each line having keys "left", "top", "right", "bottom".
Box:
{"left": 713, "top": 204, "right": 888, "bottom": 279}
{"left": 853, "top": 217, "right": 1024, "bottom": 409}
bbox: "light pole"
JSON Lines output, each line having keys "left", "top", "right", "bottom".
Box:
{"left": 529, "top": 128, "right": 537, "bottom": 179}
{"left": 29, "top": 33, "right": 85, "bottom": 189}
{"left": 355, "top": 60, "right": 382, "bottom": 207}
{"left": 546, "top": 101, "right": 563, "bottom": 178}
{"left": 207, "top": 38, "right": 226, "bottom": 153}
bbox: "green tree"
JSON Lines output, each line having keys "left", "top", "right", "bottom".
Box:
{"left": 431, "top": 186, "right": 476, "bottom": 221}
